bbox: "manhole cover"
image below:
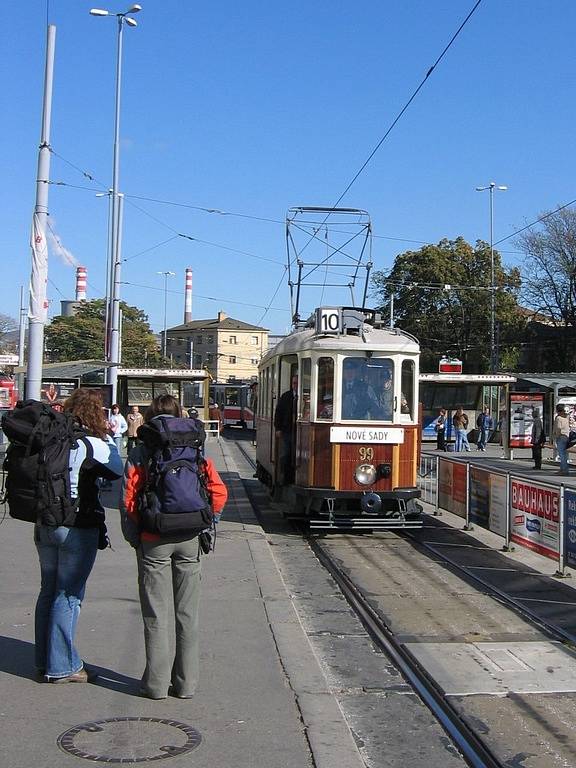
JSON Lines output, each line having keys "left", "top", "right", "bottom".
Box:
{"left": 57, "top": 717, "right": 202, "bottom": 763}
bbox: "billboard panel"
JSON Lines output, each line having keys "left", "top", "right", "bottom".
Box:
{"left": 509, "top": 393, "right": 545, "bottom": 448}
{"left": 438, "top": 459, "right": 466, "bottom": 518}
{"left": 510, "top": 479, "right": 560, "bottom": 560}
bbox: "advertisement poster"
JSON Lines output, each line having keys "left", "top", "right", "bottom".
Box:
{"left": 469, "top": 469, "right": 508, "bottom": 537}
{"left": 489, "top": 473, "right": 508, "bottom": 538}
{"left": 510, "top": 479, "right": 560, "bottom": 560}
{"left": 469, "top": 467, "right": 490, "bottom": 528}
{"left": 509, "top": 393, "right": 545, "bottom": 448}
{"left": 40, "top": 379, "right": 78, "bottom": 408}
{"left": 438, "top": 459, "right": 467, "bottom": 519}
{"left": 564, "top": 489, "right": 576, "bottom": 568}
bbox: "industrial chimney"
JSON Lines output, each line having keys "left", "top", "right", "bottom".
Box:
{"left": 184, "top": 267, "right": 193, "bottom": 323}
{"left": 76, "top": 266, "right": 87, "bottom": 301}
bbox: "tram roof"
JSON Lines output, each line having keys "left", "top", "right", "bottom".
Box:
{"left": 419, "top": 373, "right": 516, "bottom": 384}
{"left": 261, "top": 326, "right": 419, "bottom": 362}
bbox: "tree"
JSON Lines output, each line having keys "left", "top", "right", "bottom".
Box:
{"left": 0, "top": 313, "right": 17, "bottom": 353}
{"left": 45, "top": 299, "right": 164, "bottom": 367}
{"left": 371, "top": 237, "right": 524, "bottom": 373}
{"left": 516, "top": 207, "right": 576, "bottom": 370}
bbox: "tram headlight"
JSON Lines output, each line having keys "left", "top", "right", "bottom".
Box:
{"left": 354, "top": 463, "right": 377, "bottom": 486}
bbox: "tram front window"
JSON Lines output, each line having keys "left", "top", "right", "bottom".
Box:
{"left": 341, "top": 357, "right": 393, "bottom": 421}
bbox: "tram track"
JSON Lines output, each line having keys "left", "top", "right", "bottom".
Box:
{"left": 228, "top": 435, "right": 576, "bottom": 768}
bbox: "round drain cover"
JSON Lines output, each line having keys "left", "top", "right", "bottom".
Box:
{"left": 57, "top": 716, "right": 202, "bottom": 763}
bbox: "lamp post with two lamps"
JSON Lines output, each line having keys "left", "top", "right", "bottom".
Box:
{"left": 158, "top": 271, "right": 176, "bottom": 358}
{"left": 475, "top": 181, "right": 507, "bottom": 373}
{"left": 90, "top": 4, "right": 141, "bottom": 401}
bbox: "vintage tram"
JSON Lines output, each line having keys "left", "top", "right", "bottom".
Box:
{"left": 255, "top": 306, "right": 422, "bottom": 529}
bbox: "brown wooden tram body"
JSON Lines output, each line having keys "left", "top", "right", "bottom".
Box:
{"left": 255, "top": 308, "right": 422, "bottom": 529}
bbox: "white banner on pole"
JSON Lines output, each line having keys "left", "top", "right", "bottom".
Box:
{"left": 29, "top": 212, "right": 49, "bottom": 322}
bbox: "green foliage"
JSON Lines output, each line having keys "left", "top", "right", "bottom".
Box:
{"left": 371, "top": 237, "right": 524, "bottom": 373}
{"left": 45, "top": 299, "right": 164, "bottom": 367}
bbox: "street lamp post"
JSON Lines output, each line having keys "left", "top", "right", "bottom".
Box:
{"left": 476, "top": 182, "right": 507, "bottom": 373}
{"left": 158, "top": 271, "right": 175, "bottom": 358}
{"left": 90, "top": 4, "right": 141, "bottom": 401}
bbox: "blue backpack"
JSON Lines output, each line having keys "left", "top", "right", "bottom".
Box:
{"left": 137, "top": 416, "right": 212, "bottom": 537}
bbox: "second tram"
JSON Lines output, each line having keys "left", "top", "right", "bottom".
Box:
{"left": 255, "top": 307, "right": 422, "bottom": 529}
{"left": 210, "top": 382, "right": 256, "bottom": 429}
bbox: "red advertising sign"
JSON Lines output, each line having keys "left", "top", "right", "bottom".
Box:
{"left": 510, "top": 479, "right": 560, "bottom": 560}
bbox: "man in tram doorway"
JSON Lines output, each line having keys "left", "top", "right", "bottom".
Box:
{"left": 274, "top": 374, "right": 298, "bottom": 484}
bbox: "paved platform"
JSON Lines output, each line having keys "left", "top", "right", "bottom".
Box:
{"left": 0, "top": 439, "right": 365, "bottom": 768}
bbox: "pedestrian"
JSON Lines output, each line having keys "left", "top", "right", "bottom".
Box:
{"left": 108, "top": 404, "right": 128, "bottom": 455}
{"left": 120, "top": 394, "right": 228, "bottom": 700}
{"left": 274, "top": 373, "right": 298, "bottom": 483}
{"left": 452, "top": 406, "right": 470, "bottom": 452}
{"left": 531, "top": 407, "right": 545, "bottom": 470}
{"left": 476, "top": 406, "right": 493, "bottom": 451}
{"left": 35, "top": 388, "right": 123, "bottom": 683}
{"left": 434, "top": 407, "right": 447, "bottom": 451}
{"left": 552, "top": 403, "right": 571, "bottom": 475}
{"left": 126, "top": 405, "right": 144, "bottom": 453}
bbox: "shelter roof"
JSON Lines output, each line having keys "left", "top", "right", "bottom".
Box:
{"left": 515, "top": 373, "right": 576, "bottom": 391}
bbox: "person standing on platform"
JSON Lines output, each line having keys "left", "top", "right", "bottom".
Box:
{"left": 552, "top": 403, "right": 570, "bottom": 475}
{"left": 453, "top": 406, "right": 470, "bottom": 452}
{"left": 434, "top": 408, "right": 447, "bottom": 451}
{"left": 126, "top": 405, "right": 144, "bottom": 454}
{"left": 108, "top": 404, "right": 128, "bottom": 455}
{"left": 531, "top": 407, "right": 545, "bottom": 470}
{"left": 476, "top": 406, "right": 493, "bottom": 451}
{"left": 274, "top": 374, "right": 298, "bottom": 484}
{"left": 120, "top": 394, "right": 227, "bottom": 700}
{"left": 35, "top": 389, "right": 123, "bottom": 683}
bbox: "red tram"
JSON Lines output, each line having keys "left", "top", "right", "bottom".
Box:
{"left": 255, "top": 307, "right": 422, "bottom": 529}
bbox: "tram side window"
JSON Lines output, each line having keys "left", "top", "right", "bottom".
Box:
{"left": 342, "top": 357, "right": 393, "bottom": 421}
{"left": 301, "top": 358, "right": 311, "bottom": 420}
{"left": 317, "top": 357, "right": 334, "bottom": 420}
{"left": 401, "top": 360, "right": 415, "bottom": 417}
{"left": 226, "top": 387, "right": 239, "bottom": 406}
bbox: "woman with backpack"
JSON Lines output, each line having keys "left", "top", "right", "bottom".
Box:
{"left": 35, "top": 389, "right": 124, "bottom": 683}
{"left": 120, "top": 394, "right": 228, "bottom": 700}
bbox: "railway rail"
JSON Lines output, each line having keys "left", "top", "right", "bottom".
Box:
{"left": 228, "top": 434, "right": 576, "bottom": 768}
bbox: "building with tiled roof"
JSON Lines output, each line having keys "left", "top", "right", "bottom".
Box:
{"left": 164, "top": 311, "right": 268, "bottom": 382}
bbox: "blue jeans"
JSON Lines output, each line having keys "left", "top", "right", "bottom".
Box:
{"left": 455, "top": 428, "right": 470, "bottom": 452}
{"left": 34, "top": 525, "right": 98, "bottom": 678}
{"left": 556, "top": 435, "right": 569, "bottom": 473}
{"left": 477, "top": 428, "right": 490, "bottom": 449}
{"left": 114, "top": 436, "right": 123, "bottom": 455}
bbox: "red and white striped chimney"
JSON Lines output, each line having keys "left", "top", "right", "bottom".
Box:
{"left": 76, "top": 266, "right": 87, "bottom": 301}
{"left": 184, "top": 267, "right": 193, "bottom": 323}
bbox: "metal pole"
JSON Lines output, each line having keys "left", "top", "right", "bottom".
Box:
{"left": 18, "top": 286, "right": 26, "bottom": 367}
{"left": 556, "top": 484, "right": 566, "bottom": 578}
{"left": 106, "top": 14, "right": 124, "bottom": 394}
{"left": 26, "top": 25, "right": 56, "bottom": 400}
{"left": 108, "top": 192, "right": 124, "bottom": 402}
{"left": 390, "top": 292, "right": 395, "bottom": 328}
{"left": 163, "top": 273, "right": 168, "bottom": 357}
{"left": 103, "top": 189, "right": 113, "bottom": 360}
{"left": 489, "top": 183, "right": 495, "bottom": 373}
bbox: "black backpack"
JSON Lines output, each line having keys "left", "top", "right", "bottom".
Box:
{"left": 1, "top": 400, "right": 85, "bottom": 526}
{"left": 137, "top": 416, "right": 213, "bottom": 537}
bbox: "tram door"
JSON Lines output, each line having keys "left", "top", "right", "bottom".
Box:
{"left": 274, "top": 356, "right": 298, "bottom": 486}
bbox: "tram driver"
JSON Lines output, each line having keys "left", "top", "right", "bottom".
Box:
{"left": 341, "top": 359, "right": 388, "bottom": 421}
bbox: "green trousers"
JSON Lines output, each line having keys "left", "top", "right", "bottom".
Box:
{"left": 137, "top": 538, "right": 202, "bottom": 698}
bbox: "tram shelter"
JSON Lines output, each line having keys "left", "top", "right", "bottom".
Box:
{"left": 419, "top": 373, "right": 517, "bottom": 445}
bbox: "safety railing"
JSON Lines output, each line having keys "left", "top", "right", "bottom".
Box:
{"left": 418, "top": 454, "right": 575, "bottom": 578}
{"left": 204, "top": 419, "right": 221, "bottom": 440}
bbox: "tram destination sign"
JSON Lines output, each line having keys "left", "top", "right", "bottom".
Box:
{"left": 330, "top": 426, "right": 404, "bottom": 443}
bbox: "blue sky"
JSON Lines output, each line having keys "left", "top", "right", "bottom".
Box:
{"left": 2, "top": 1, "right": 575, "bottom": 335}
